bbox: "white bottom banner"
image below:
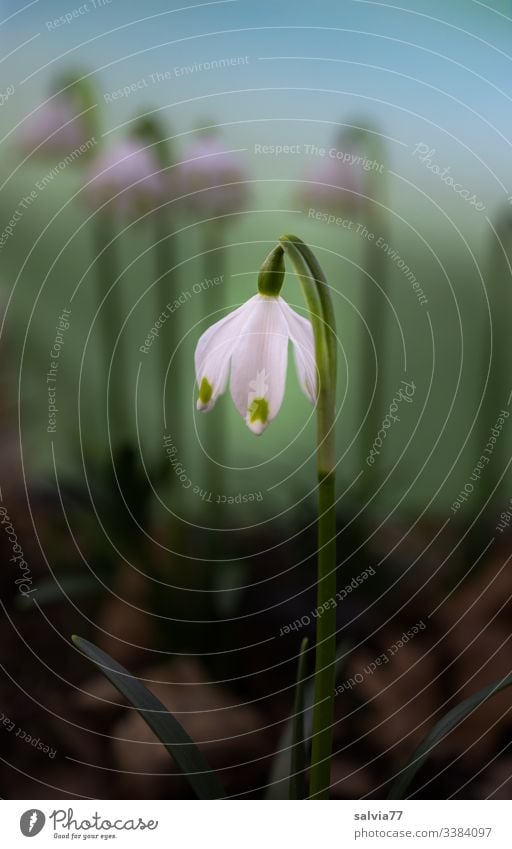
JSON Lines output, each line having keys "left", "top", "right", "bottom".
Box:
{"left": 1, "top": 800, "right": 510, "bottom": 848}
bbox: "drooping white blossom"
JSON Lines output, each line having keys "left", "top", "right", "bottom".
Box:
{"left": 195, "top": 294, "right": 316, "bottom": 434}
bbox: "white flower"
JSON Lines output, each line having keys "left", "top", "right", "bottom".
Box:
{"left": 84, "top": 138, "right": 165, "bottom": 215}
{"left": 195, "top": 294, "right": 316, "bottom": 434}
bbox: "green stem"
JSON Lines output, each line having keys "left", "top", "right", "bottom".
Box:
{"left": 129, "top": 114, "right": 181, "bottom": 490}
{"left": 290, "top": 635, "right": 309, "bottom": 799}
{"left": 359, "top": 208, "right": 388, "bottom": 493}
{"left": 53, "top": 71, "right": 100, "bottom": 146}
{"left": 155, "top": 210, "right": 180, "bottom": 454}
{"left": 94, "top": 212, "right": 128, "bottom": 452}
{"left": 339, "top": 123, "right": 388, "bottom": 493}
{"left": 310, "top": 470, "right": 337, "bottom": 797}
{"left": 278, "top": 235, "right": 337, "bottom": 799}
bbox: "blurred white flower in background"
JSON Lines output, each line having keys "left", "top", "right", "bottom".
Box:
{"left": 298, "top": 154, "right": 366, "bottom": 216}
{"left": 180, "top": 131, "right": 249, "bottom": 221}
{"left": 18, "top": 96, "right": 89, "bottom": 157}
{"left": 195, "top": 293, "right": 316, "bottom": 434}
{"left": 84, "top": 138, "right": 166, "bottom": 216}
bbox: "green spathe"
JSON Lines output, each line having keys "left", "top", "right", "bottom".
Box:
{"left": 257, "top": 244, "right": 285, "bottom": 296}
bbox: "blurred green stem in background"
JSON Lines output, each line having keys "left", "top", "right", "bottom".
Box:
{"left": 340, "top": 122, "right": 388, "bottom": 496}
{"left": 277, "top": 235, "right": 337, "bottom": 799}
{"left": 132, "top": 116, "right": 181, "bottom": 474}
{"left": 361, "top": 205, "right": 389, "bottom": 493}
{"left": 477, "top": 207, "right": 512, "bottom": 514}
{"left": 68, "top": 72, "right": 133, "bottom": 457}
{"left": 155, "top": 210, "right": 180, "bottom": 449}
{"left": 94, "top": 211, "right": 129, "bottom": 451}
{"left": 53, "top": 70, "right": 100, "bottom": 151}
{"left": 202, "top": 221, "right": 227, "bottom": 513}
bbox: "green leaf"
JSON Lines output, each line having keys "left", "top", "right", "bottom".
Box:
{"left": 290, "top": 637, "right": 309, "bottom": 799}
{"left": 72, "top": 635, "right": 225, "bottom": 800}
{"left": 388, "top": 673, "right": 512, "bottom": 799}
{"left": 266, "top": 640, "right": 350, "bottom": 799}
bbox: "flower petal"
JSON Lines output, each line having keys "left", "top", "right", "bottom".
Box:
{"left": 194, "top": 299, "right": 253, "bottom": 411}
{"left": 229, "top": 295, "right": 289, "bottom": 434}
{"left": 279, "top": 301, "right": 317, "bottom": 404}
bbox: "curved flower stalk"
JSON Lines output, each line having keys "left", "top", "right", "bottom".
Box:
{"left": 195, "top": 235, "right": 338, "bottom": 797}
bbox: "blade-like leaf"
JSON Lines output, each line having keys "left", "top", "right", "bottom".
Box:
{"left": 290, "top": 637, "right": 309, "bottom": 799}
{"left": 267, "top": 640, "right": 350, "bottom": 799}
{"left": 72, "top": 635, "right": 224, "bottom": 800}
{"left": 388, "top": 673, "right": 512, "bottom": 799}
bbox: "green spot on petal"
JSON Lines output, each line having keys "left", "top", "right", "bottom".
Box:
{"left": 199, "top": 377, "right": 213, "bottom": 405}
{"left": 248, "top": 397, "right": 269, "bottom": 425}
